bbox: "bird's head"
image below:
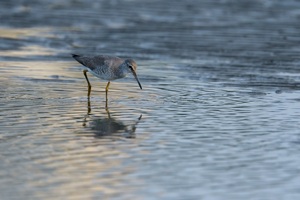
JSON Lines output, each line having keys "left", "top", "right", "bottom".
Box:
{"left": 124, "top": 59, "right": 142, "bottom": 90}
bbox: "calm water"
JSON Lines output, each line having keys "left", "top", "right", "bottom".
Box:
{"left": 1, "top": 0, "right": 300, "bottom": 199}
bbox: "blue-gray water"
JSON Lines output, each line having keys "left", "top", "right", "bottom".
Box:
{"left": 1, "top": 0, "right": 300, "bottom": 199}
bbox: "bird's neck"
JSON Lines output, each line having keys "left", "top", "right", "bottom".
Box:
{"left": 117, "top": 65, "right": 128, "bottom": 78}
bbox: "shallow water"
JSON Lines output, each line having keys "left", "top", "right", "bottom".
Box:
{"left": 1, "top": 0, "right": 300, "bottom": 199}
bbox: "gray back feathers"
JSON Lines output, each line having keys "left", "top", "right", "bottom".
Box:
{"left": 72, "top": 54, "right": 124, "bottom": 71}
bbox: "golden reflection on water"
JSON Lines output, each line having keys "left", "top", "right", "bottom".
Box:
{"left": 0, "top": 45, "right": 57, "bottom": 57}
{"left": 31, "top": 146, "right": 140, "bottom": 199}
{"left": 0, "top": 61, "right": 76, "bottom": 83}
{"left": 29, "top": 102, "right": 145, "bottom": 199}
{"left": 0, "top": 27, "right": 61, "bottom": 58}
{"left": 0, "top": 27, "right": 54, "bottom": 39}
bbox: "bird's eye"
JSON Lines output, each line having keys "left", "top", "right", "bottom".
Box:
{"left": 128, "top": 65, "right": 134, "bottom": 70}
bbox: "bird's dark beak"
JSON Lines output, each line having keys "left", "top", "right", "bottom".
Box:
{"left": 131, "top": 70, "right": 142, "bottom": 90}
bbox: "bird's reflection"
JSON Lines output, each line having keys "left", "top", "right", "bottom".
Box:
{"left": 83, "top": 97, "right": 142, "bottom": 139}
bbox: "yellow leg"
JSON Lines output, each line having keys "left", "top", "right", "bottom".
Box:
{"left": 105, "top": 81, "right": 110, "bottom": 94}
{"left": 105, "top": 81, "right": 110, "bottom": 96}
{"left": 105, "top": 81, "right": 110, "bottom": 107}
{"left": 83, "top": 70, "right": 91, "bottom": 97}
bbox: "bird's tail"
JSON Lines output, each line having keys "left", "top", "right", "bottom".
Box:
{"left": 71, "top": 54, "right": 86, "bottom": 66}
{"left": 71, "top": 54, "right": 80, "bottom": 58}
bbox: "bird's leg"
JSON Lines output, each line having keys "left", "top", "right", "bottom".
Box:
{"left": 105, "top": 81, "right": 110, "bottom": 94}
{"left": 83, "top": 70, "right": 91, "bottom": 97}
{"left": 105, "top": 81, "right": 110, "bottom": 97}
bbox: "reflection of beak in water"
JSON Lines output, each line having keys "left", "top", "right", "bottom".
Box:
{"left": 83, "top": 97, "right": 142, "bottom": 139}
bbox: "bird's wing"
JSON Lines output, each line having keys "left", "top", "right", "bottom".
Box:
{"left": 72, "top": 54, "right": 123, "bottom": 71}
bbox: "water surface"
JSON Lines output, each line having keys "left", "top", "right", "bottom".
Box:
{"left": 1, "top": 0, "right": 300, "bottom": 199}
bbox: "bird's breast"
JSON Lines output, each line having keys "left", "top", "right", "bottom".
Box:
{"left": 89, "top": 66, "right": 126, "bottom": 81}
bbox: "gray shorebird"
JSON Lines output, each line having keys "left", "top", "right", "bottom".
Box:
{"left": 72, "top": 54, "right": 142, "bottom": 98}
